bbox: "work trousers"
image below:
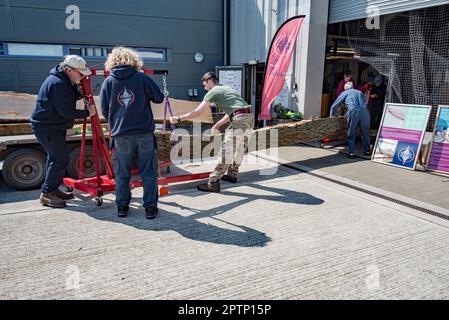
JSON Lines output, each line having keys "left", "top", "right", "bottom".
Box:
{"left": 113, "top": 133, "right": 159, "bottom": 208}
{"left": 33, "top": 126, "right": 69, "bottom": 194}
{"left": 347, "top": 107, "right": 371, "bottom": 154}
{"left": 209, "top": 113, "right": 254, "bottom": 183}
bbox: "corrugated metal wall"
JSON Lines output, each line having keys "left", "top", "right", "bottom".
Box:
{"left": 230, "top": 0, "right": 301, "bottom": 64}
{"left": 329, "top": 0, "right": 449, "bottom": 24}
{"left": 0, "top": 0, "right": 223, "bottom": 98}
{"left": 230, "top": 0, "right": 271, "bottom": 65}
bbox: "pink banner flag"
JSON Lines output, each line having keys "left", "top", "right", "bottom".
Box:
{"left": 259, "top": 16, "right": 305, "bottom": 121}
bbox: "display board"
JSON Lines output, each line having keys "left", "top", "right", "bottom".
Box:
{"left": 372, "top": 103, "right": 431, "bottom": 170}
{"left": 216, "top": 66, "right": 244, "bottom": 97}
{"left": 426, "top": 105, "right": 449, "bottom": 174}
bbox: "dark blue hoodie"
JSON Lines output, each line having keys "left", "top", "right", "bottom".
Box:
{"left": 30, "top": 65, "right": 89, "bottom": 130}
{"left": 100, "top": 65, "right": 164, "bottom": 137}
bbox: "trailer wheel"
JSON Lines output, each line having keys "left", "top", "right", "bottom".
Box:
{"left": 67, "top": 146, "right": 105, "bottom": 179}
{"left": 2, "top": 148, "right": 46, "bottom": 190}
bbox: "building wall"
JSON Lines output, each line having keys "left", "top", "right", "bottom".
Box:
{"left": 230, "top": 0, "right": 327, "bottom": 118}
{"left": 329, "top": 0, "right": 449, "bottom": 24}
{"left": 231, "top": 0, "right": 270, "bottom": 65}
{"left": 0, "top": 0, "right": 223, "bottom": 99}
{"left": 230, "top": 0, "right": 449, "bottom": 119}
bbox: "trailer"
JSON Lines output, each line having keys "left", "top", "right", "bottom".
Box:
{"left": 0, "top": 132, "right": 105, "bottom": 190}
{"left": 0, "top": 83, "right": 349, "bottom": 192}
{"left": 0, "top": 87, "right": 212, "bottom": 191}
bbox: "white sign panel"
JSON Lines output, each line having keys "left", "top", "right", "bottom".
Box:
{"left": 218, "top": 70, "right": 243, "bottom": 97}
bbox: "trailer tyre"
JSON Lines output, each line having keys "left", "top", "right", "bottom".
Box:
{"left": 2, "top": 148, "right": 46, "bottom": 190}
{"left": 67, "top": 146, "right": 105, "bottom": 179}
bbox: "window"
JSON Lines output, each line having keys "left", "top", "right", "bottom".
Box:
{"left": 85, "top": 47, "right": 94, "bottom": 56}
{"left": 69, "top": 47, "right": 82, "bottom": 55}
{"left": 136, "top": 48, "right": 167, "bottom": 62}
{"left": 1, "top": 43, "right": 167, "bottom": 61}
{"left": 7, "top": 43, "right": 63, "bottom": 57}
{"left": 71, "top": 46, "right": 112, "bottom": 58}
{"left": 66, "top": 45, "right": 167, "bottom": 61}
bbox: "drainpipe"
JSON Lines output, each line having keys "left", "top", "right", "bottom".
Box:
{"left": 223, "top": 0, "right": 230, "bottom": 65}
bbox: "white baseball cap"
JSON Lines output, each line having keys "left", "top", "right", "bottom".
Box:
{"left": 63, "top": 55, "right": 92, "bottom": 76}
{"left": 344, "top": 81, "right": 353, "bottom": 90}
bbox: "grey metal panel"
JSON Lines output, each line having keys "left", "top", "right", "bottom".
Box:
{"left": 0, "top": 1, "right": 223, "bottom": 99}
{"left": 0, "top": 51, "right": 223, "bottom": 99}
{"left": 9, "top": 7, "right": 223, "bottom": 54}
{"left": 329, "top": 0, "right": 449, "bottom": 24}
{"left": 0, "top": 5, "right": 10, "bottom": 39}
{"left": 0, "top": 58, "right": 57, "bottom": 92}
{"left": 230, "top": 0, "right": 268, "bottom": 65}
{"left": 9, "top": 0, "right": 222, "bottom": 22}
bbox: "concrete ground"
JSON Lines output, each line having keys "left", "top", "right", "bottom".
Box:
{"left": 1, "top": 144, "right": 449, "bottom": 299}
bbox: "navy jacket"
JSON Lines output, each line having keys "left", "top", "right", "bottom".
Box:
{"left": 30, "top": 65, "right": 89, "bottom": 130}
{"left": 100, "top": 65, "right": 164, "bottom": 137}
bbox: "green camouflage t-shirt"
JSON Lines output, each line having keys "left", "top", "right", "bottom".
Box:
{"left": 203, "top": 84, "right": 250, "bottom": 115}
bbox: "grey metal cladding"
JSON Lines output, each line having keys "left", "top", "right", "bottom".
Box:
{"left": 329, "top": 0, "right": 449, "bottom": 24}
{"left": 0, "top": 59, "right": 58, "bottom": 92}
{"left": 230, "top": 0, "right": 268, "bottom": 65}
{"left": 0, "top": 5, "right": 11, "bottom": 39}
{"left": 0, "top": 0, "right": 224, "bottom": 98}
{"left": 9, "top": 7, "right": 222, "bottom": 53}
{"left": 9, "top": 0, "right": 222, "bottom": 21}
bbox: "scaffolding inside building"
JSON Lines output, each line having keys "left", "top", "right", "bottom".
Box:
{"left": 344, "top": 4, "right": 449, "bottom": 130}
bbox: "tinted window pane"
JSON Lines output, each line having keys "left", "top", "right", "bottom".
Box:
{"left": 7, "top": 43, "right": 63, "bottom": 56}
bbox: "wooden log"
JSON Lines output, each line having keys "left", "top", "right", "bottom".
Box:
{"left": 1, "top": 92, "right": 349, "bottom": 162}
{"left": 155, "top": 116, "right": 348, "bottom": 162}
{"left": 0, "top": 91, "right": 212, "bottom": 123}
{"left": 0, "top": 116, "right": 348, "bottom": 163}
{"left": 0, "top": 123, "right": 33, "bottom": 136}
{"left": 0, "top": 123, "right": 107, "bottom": 136}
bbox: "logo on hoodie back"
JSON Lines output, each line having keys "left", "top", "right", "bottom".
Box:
{"left": 117, "top": 87, "right": 135, "bottom": 107}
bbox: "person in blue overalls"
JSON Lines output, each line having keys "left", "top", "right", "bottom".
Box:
{"left": 330, "top": 82, "right": 371, "bottom": 159}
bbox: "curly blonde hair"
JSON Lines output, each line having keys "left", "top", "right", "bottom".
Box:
{"left": 104, "top": 47, "right": 143, "bottom": 71}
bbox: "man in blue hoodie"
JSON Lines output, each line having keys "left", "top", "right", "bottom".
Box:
{"left": 330, "top": 81, "right": 371, "bottom": 159}
{"left": 100, "top": 47, "right": 164, "bottom": 219}
{"left": 30, "top": 55, "right": 96, "bottom": 208}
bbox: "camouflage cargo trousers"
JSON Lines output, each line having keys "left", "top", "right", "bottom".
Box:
{"left": 209, "top": 113, "right": 254, "bottom": 183}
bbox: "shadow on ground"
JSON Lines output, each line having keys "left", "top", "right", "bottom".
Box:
{"left": 61, "top": 170, "right": 324, "bottom": 248}
{"left": 0, "top": 147, "right": 367, "bottom": 204}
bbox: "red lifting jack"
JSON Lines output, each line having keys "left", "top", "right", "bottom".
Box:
{"left": 63, "top": 68, "right": 211, "bottom": 206}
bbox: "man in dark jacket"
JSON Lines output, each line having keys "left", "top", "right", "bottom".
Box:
{"left": 100, "top": 47, "right": 164, "bottom": 219}
{"left": 370, "top": 75, "right": 387, "bottom": 130}
{"left": 30, "top": 55, "right": 96, "bottom": 208}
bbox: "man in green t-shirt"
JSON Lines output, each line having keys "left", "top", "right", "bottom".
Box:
{"left": 170, "top": 71, "right": 254, "bottom": 192}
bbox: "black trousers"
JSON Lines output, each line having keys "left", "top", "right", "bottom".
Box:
{"left": 33, "top": 127, "right": 69, "bottom": 193}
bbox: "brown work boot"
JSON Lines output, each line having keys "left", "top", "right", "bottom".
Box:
{"left": 40, "top": 191, "right": 67, "bottom": 208}
{"left": 53, "top": 188, "right": 75, "bottom": 200}
{"left": 197, "top": 181, "right": 220, "bottom": 193}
